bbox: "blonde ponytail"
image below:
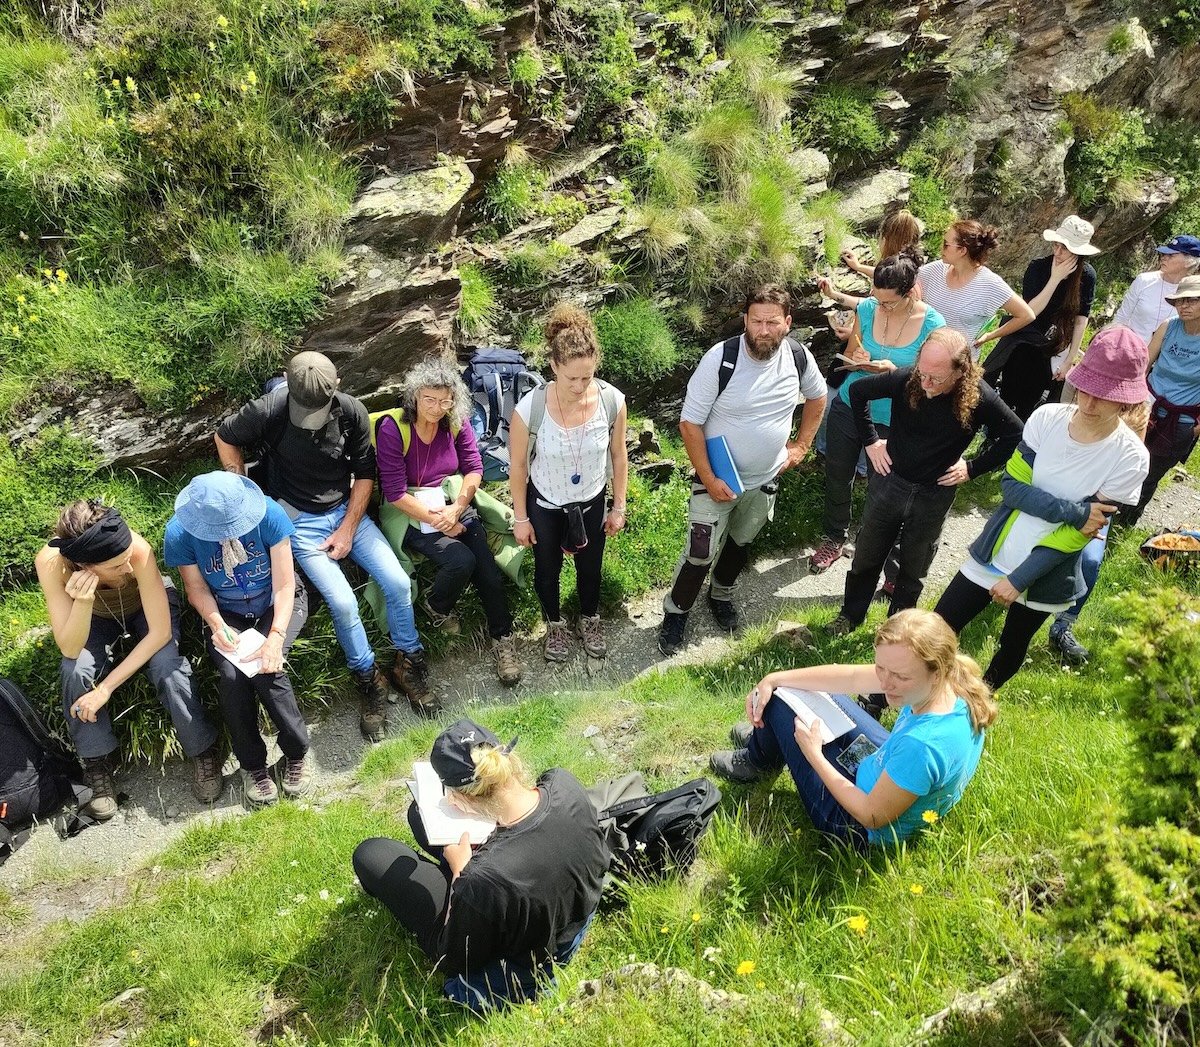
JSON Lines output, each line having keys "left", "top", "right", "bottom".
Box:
{"left": 451, "top": 745, "right": 532, "bottom": 820}
{"left": 949, "top": 652, "right": 997, "bottom": 732}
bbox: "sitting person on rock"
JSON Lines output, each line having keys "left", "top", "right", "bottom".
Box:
{"left": 375, "top": 360, "right": 522, "bottom": 686}
{"left": 34, "top": 500, "right": 223, "bottom": 820}
{"left": 165, "top": 471, "right": 313, "bottom": 807}
{"left": 352, "top": 718, "right": 607, "bottom": 1012}
{"left": 709, "top": 609, "right": 996, "bottom": 847}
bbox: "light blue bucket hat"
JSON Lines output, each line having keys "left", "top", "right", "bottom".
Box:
{"left": 174, "top": 471, "right": 267, "bottom": 542}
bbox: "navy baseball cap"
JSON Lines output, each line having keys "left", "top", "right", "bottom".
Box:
{"left": 1156, "top": 234, "right": 1200, "bottom": 257}
{"left": 430, "top": 718, "right": 518, "bottom": 788}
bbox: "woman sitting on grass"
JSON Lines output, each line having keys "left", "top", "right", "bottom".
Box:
{"left": 709, "top": 609, "right": 996, "bottom": 846}
{"left": 353, "top": 718, "right": 608, "bottom": 1012}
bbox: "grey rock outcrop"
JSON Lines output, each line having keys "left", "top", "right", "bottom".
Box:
{"left": 347, "top": 159, "right": 473, "bottom": 254}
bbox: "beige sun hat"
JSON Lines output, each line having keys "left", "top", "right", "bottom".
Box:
{"left": 1043, "top": 215, "right": 1101, "bottom": 256}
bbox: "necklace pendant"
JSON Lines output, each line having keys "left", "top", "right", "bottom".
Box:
{"left": 571, "top": 472, "right": 581, "bottom": 485}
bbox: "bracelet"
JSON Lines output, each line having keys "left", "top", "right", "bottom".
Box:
{"left": 515, "top": 516, "right": 530, "bottom": 524}
{"left": 269, "top": 626, "right": 286, "bottom": 638}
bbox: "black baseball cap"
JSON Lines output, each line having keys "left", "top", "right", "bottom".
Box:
{"left": 430, "top": 718, "right": 518, "bottom": 788}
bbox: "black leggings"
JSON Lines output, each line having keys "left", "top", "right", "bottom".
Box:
{"left": 527, "top": 483, "right": 607, "bottom": 621}
{"left": 934, "top": 572, "right": 1052, "bottom": 690}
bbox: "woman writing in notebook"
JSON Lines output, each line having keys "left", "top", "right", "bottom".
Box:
{"left": 708, "top": 609, "right": 996, "bottom": 846}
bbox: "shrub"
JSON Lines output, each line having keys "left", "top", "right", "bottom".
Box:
{"left": 795, "top": 86, "right": 888, "bottom": 175}
{"left": 457, "top": 261, "right": 498, "bottom": 337}
{"left": 508, "top": 49, "right": 544, "bottom": 95}
{"left": 481, "top": 163, "right": 547, "bottom": 233}
{"left": 594, "top": 297, "right": 683, "bottom": 383}
{"left": 500, "top": 241, "right": 571, "bottom": 289}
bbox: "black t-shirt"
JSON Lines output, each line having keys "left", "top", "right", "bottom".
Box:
{"left": 1022, "top": 254, "right": 1097, "bottom": 338}
{"left": 216, "top": 386, "right": 377, "bottom": 514}
{"left": 848, "top": 367, "right": 1024, "bottom": 484}
{"left": 437, "top": 768, "right": 608, "bottom": 977}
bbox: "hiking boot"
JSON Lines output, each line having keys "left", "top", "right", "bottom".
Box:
{"left": 728, "top": 721, "right": 754, "bottom": 747}
{"left": 493, "top": 634, "right": 523, "bottom": 686}
{"left": 874, "top": 579, "right": 896, "bottom": 602}
{"left": 578, "top": 614, "right": 607, "bottom": 658}
{"left": 825, "top": 613, "right": 857, "bottom": 637}
{"left": 354, "top": 665, "right": 390, "bottom": 742}
{"left": 657, "top": 611, "right": 689, "bottom": 657}
{"left": 709, "top": 748, "right": 778, "bottom": 785}
{"left": 281, "top": 755, "right": 312, "bottom": 799}
{"left": 420, "top": 596, "right": 461, "bottom": 636}
{"left": 191, "top": 743, "right": 225, "bottom": 804}
{"left": 244, "top": 766, "right": 278, "bottom": 807}
{"left": 857, "top": 692, "right": 887, "bottom": 721}
{"left": 1049, "top": 623, "right": 1090, "bottom": 665}
{"left": 392, "top": 650, "right": 442, "bottom": 717}
{"left": 707, "top": 591, "right": 740, "bottom": 633}
{"left": 81, "top": 754, "right": 118, "bottom": 822}
{"left": 543, "top": 619, "right": 571, "bottom": 662}
{"left": 809, "top": 537, "right": 845, "bottom": 573}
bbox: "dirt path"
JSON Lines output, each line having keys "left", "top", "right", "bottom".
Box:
{"left": 3, "top": 469, "right": 1198, "bottom": 927}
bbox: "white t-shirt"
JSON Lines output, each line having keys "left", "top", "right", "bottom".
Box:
{"left": 1113, "top": 270, "right": 1179, "bottom": 345}
{"left": 515, "top": 383, "right": 624, "bottom": 506}
{"left": 917, "top": 260, "right": 1016, "bottom": 355}
{"left": 960, "top": 403, "right": 1148, "bottom": 607}
{"left": 681, "top": 336, "right": 826, "bottom": 490}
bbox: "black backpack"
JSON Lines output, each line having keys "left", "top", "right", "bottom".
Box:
{"left": 0, "top": 678, "right": 92, "bottom": 864}
{"left": 716, "top": 334, "right": 811, "bottom": 398}
{"left": 598, "top": 777, "right": 721, "bottom": 879}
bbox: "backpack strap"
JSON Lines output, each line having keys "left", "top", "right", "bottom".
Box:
{"left": 785, "top": 336, "right": 810, "bottom": 382}
{"left": 716, "top": 336, "right": 741, "bottom": 398}
{"left": 524, "top": 385, "right": 549, "bottom": 476}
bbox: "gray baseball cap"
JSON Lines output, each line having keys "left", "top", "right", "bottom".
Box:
{"left": 285, "top": 351, "right": 338, "bottom": 430}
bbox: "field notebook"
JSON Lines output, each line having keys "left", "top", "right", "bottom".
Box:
{"left": 705, "top": 435, "right": 745, "bottom": 495}
{"left": 212, "top": 628, "right": 266, "bottom": 678}
{"left": 407, "top": 761, "right": 496, "bottom": 846}
{"left": 772, "top": 688, "right": 856, "bottom": 745}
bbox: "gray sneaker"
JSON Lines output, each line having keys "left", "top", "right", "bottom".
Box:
{"left": 709, "top": 748, "right": 779, "bottom": 785}
{"left": 281, "top": 755, "right": 312, "bottom": 799}
{"left": 577, "top": 614, "right": 607, "bottom": 658}
{"left": 244, "top": 766, "right": 278, "bottom": 807}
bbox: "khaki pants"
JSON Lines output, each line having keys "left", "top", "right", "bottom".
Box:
{"left": 663, "top": 484, "right": 776, "bottom": 614}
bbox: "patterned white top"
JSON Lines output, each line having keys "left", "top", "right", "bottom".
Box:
{"left": 918, "top": 260, "right": 1017, "bottom": 355}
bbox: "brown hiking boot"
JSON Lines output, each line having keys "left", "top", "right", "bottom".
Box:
{"left": 354, "top": 666, "right": 390, "bottom": 742}
{"left": 493, "top": 634, "right": 522, "bottom": 686}
{"left": 191, "top": 743, "right": 225, "bottom": 804}
{"left": 577, "top": 615, "right": 607, "bottom": 658}
{"left": 81, "top": 754, "right": 118, "bottom": 822}
{"left": 391, "top": 650, "right": 442, "bottom": 717}
{"left": 281, "top": 755, "right": 312, "bottom": 798}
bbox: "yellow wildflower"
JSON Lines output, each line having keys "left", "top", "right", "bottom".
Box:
{"left": 28, "top": 315, "right": 39, "bottom": 323}
{"left": 909, "top": 883, "right": 924, "bottom": 895}
{"left": 922, "top": 809, "right": 939, "bottom": 824}
{"left": 106, "top": 117, "right": 115, "bottom": 126}
{"left": 847, "top": 914, "right": 869, "bottom": 936}
{"left": 125, "top": 76, "right": 137, "bottom": 94}
{"left": 128, "top": 949, "right": 141, "bottom": 961}
{"left": 188, "top": 1039, "right": 199, "bottom": 1047}
{"left": 659, "top": 925, "right": 668, "bottom": 935}
{"left": 190, "top": 92, "right": 202, "bottom": 102}
{"left": 735, "top": 960, "right": 756, "bottom": 977}
{"left": 42, "top": 267, "right": 52, "bottom": 278}
{"left": 756, "top": 980, "right": 766, "bottom": 989}
{"left": 56, "top": 269, "right": 68, "bottom": 283}
{"left": 246, "top": 69, "right": 258, "bottom": 86}
{"left": 10, "top": 325, "right": 20, "bottom": 337}
{"left": 111, "top": 78, "right": 120, "bottom": 90}
{"left": 691, "top": 912, "right": 701, "bottom": 924}
{"left": 16, "top": 294, "right": 25, "bottom": 303}
{"left": 216, "top": 14, "right": 229, "bottom": 28}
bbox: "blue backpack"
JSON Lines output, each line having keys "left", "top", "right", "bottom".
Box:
{"left": 462, "top": 348, "right": 545, "bottom": 481}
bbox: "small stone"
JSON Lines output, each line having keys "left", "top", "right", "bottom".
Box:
{"left": 582, "top": 725, "right": 602, "bottom": 738}
{"left": 164, "top": 805, "right": 180, "bottom": 819}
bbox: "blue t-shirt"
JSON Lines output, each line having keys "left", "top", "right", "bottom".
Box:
{"left": 855, "top": 697, "right": 984, "bottom": 845}
{"left": 840, "top": 299, "right": 946, "bottom": 426}
{"left": 163, "top": 499, "right": 295, "bottom": 618}
{"left": 1149, "top": 317, "right": 1200, "bottom": 426}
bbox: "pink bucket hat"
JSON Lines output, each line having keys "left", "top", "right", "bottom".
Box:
{"left": 1069, "top": 325, "right": 1149, "bottom": 405}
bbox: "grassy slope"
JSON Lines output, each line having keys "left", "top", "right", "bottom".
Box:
{"left": 4, "top": 526, "right": 1193, "bottom": 1046}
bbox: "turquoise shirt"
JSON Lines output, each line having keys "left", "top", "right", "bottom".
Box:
{"left": 855, "top": 697, "right": 984, "bottom": 845}
{"left": 1149, "top": 317, "right": 1200, "bottom": 426}
{"left": 839, "top": 299, "right": 946, "bottom": 426}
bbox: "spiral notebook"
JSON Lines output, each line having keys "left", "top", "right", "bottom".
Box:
{"left": 772, "top": 687, "right": 856, "bottom": 745}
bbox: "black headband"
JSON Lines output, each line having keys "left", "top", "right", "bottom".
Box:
{"left": 49, "top": 508, "right": 132, "bottom": 565}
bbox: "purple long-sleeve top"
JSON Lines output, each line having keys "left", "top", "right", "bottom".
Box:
{"left": 377, "top": 415, "right": 485, "bottom": 503}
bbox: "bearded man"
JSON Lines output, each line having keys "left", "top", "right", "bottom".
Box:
{"left": 658, "top": 284, "right": 827, "bottom": 656}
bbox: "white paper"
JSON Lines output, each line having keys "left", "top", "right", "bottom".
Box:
{"left": 412, "top": 486, "right": 448, "bottom": 534}
{"left": 773, "top": 687, "right": 856, "bottom": 744}
{"left": 213, "top": 628, "right": 267, "bottom": 678}
{"left": 411, "top": 760, "right": 495, "bottom": 846}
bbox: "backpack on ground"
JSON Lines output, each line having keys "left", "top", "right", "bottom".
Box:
{"left": 716, "top": 334, "right": 811, "bottom": 398}
{"left": 593, "top": 773, "right": 721, "bottom": 879}
{"left": 0, "top": 678, "right": 93, "bottom": 864}
{"left": 462, "top": 348, "right": 545, "bottom": 482}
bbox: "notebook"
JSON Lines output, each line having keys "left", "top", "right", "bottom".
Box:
{"left": 705, "top": 435, "right": 744, "bottom": 495}
{"left": 212, "top": 628, "right": 267, "bottom": 678}
{"left": 408, "top": 761, "right": 496, "bottom": 846}
{"left": 772, "top": 687, "right": 856, "bottom": 745}
{"left": 411, "top": 486, "right": 448, "bottom": 533}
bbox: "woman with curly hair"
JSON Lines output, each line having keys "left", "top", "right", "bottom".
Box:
{"left": 376, "top": 359, "right": 522, "bottom": 685}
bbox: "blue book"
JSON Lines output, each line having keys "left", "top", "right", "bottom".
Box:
{"left": 705, "top": 435, "right": 744, "bottom": 495}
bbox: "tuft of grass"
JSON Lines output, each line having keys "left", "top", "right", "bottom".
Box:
{"left": 795, "top": 86, "right": 889, "bottom": 176}
{"left": 482, "top": 162, "right": 548, "bottom": 233}
{"left": 685, "top": 101, "right": 761, "bottom": 189}
{"left": 804, "top": 190, "right": 854, "bottom": 268}
{"left": 508, "top": 48, "right": 544, "bottom": 95}
{"left": 457, "top": 261, "right": 498, "bottom": 337}
{"left": 594, "top": 297, "right": 684, "bottom": 385}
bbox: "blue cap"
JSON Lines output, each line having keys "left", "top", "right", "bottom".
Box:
{"left": 174, "top": 471, "right": 267, "bottom": 542}
{"left": 1156, "top": 234, "right": 1200, "bottom": 257}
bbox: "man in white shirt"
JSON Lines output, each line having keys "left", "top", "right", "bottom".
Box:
{"left": 658, "top": 285, "right": 827, "bottom": 656}
{"left": 1112, "top": 234, "right": 1200, "bottom": 343}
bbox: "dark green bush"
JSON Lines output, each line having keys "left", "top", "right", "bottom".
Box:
{"left": 594, "top": 297, "right": 684, "bottom": 384}
{"left": 795, "top": 86, "right": 889, "bottom": 175}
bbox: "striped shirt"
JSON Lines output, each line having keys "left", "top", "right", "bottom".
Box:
{"left": 917, "top": 260, "right": 1016, "bottom": 354}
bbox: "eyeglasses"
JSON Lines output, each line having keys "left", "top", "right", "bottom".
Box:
{"left": 419, "top": 395, "right": 455, "bottom": 408}
{"left": 916, "top": 369, "right": 952, "bottom": 386}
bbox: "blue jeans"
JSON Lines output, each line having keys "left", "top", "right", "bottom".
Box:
{"left": 747, "top": 692, "right": 890, "bottom": 844}
{"left": 1052, "top": 528, "right": 1106, "bottom": 631}
{"left": 290, "top": 503, "right": 420, "bottom": 671}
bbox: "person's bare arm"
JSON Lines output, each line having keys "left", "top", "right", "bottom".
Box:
{"left": 1055, "top": 316, "right": 1090, "bottom": 381}
{"left": 321, "top": 478, "right": 373, "bottom": 560}
{"left": 780, "top": 395, "right": 826, "bottom": 472}
{"left": 214, "top": 432, "right": 247, "bottom": 474}
{"left": 508, "top": 412, "right": 535, "bottom": 546}
{"left": 680, "top": 420, "right": 735, "bottom": 501}
{"left": 746, "top": 663, "right": 882, "bottom": 726}
{"left": 975, "top": 293, "right": 1036, "bottom": 348}
{"left": 36, "top": 549, "right": 96, "bottom": 659}
{"left": 794, "top": 724, "right": 920, "bottom": 828}
{"left": 605, "top": 404, "right": 630, "bottom": 535}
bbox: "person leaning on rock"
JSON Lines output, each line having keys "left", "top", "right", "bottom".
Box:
{"left": 657, "top": 284, "right": 827, "bottom": 656}
{"left": 214, "top": 351, "right": 439, "bottom": 740}
{"left": 34, "top": 500, "right": 223, "bottom": 820}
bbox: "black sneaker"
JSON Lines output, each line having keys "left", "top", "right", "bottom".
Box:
{"left": 707, "top": 592, "right": 740, "bottom": 633}
{"left": 392, "top": 650, "right": 442, "bottom": 717}
{"left": 728, "top": 721, "right": 754, "bottom": 747}
{"left": 657, "top": 611, "right": 689, "bottom": 657}
{"left": 354, "top": 666, "right": 389, "bottom": 742}
{"left": 825, "top": 613, "right": 857, "bottom": 636}
{"left": 709, "top": 748, "right": 779, "bottom": 785}
{"left": 1049, "top": 624, "right": 1090, "bottom": 665}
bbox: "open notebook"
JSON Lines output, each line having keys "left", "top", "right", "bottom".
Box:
{"left": 407, "top": 761, "right": 496, "bottom": 846}
{"left": 772, "top": 688, "right": 856, "bottom": 745}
